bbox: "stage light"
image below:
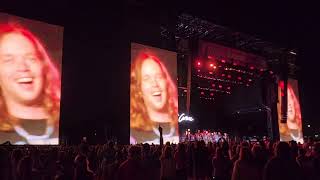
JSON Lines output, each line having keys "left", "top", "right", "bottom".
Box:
{"left": 221, "top": 59, "right": 226, "bottom": 63}
{"left": 212, "top": 84, "right": 215, "bottom": 87}
{"left": 260, "top": 68, "right": 264, "bottom": 72}
{"left": 208, "top": 55, "right": 213, "bottom": 59}
{"left": 307, "top": 124, "right": 311, "bottom": 128}
{"left": 198, "top": 69, "right": 201, "bottom": 72}
{"left": 250, "top": 66, "right": 255, "bottom": 70}
{"left": 237, "top": 76, "right": 242, "bottom": 80}
{"left": 227, "top": 86, "right": 231, "bottom": 90}
{"left": 279, "top": 81, "right": 284, "bottom": 89}
{"left": 200, "top": 91, "right": 205, "bottom": 95}
{"left": 197, "top": 61, "right": 201, "bottom": 66}
{"left": 222, "top": 74, "right": 225, "bottom": 77}
{"left": 248, "top": 79, "right": 252, "bottom": 82}
{"left": 233, "top": 62, "right": 237, "bottom": 66}
{"left": 210, "top": 93, "right": 214, "bottom": 96}
{"left": 227, "top": 75, "right": 232, "bottom": 78}
{"left": 184, "top": 89, "right": 187, "bottom": 93}
{"left": 219, "top": 85, "right": 223, "bottom": 89}
{"left": 213, "top": 66, "right": 217, "bottom": 69}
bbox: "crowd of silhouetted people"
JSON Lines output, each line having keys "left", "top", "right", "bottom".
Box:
{"left": 0, "top": 137, "right": 320, "bottom": 180}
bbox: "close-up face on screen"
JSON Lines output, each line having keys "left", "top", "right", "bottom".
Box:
{"left": 130, "top": 43, "right": 178, "bottom": 144}
{"left": 0, "top": 12, "right": 63, "bottom": 145}
{"left": 277, "top": 79, "right": 303, "bottom": 143}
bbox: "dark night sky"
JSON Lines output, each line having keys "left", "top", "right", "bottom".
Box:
{"left": 1, "top": 1, "right": 319, "bottom": 143}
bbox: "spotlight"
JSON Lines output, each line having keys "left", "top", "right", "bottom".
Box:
{"left": 208, "top": 55, "right": 213, "bottom": 59}
{"left": 237, "top": 76, "right": 242, "bottom": 80}
{"left": 249, "top": 66, "right": 255, "bottom": 70}
{"left": 197, "top": 61, "right": 201, "bottom": 66}
{"left": 210, "top": 93, "right": 214, "bottom": 96}
{"left": 219, "top": 85, "right": 222, "bottom": 89}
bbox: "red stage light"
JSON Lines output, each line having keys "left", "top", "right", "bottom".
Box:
{"left": 233, "top": 62, "right": 237, "bottom": 66}
{"left": 210, "top": 63, "right": 214, "bottom": 67}
{"left": 198, "top": 69, "right": 201, "bottom": 72}
{"left": 213, "top": 66, "right": 217, "bottom": 69}
{"left": 208, "top": 55, "right": 213, "bottom": 59}
{"left": 212, "top": 84, "right": 215, "bottom": 87}
{"left": 219, "top": 85, "right": 223, "bottom": 89}
{"left": 200, "top": 91, "right": 205, "bottom": 95}
{"left": 197, "top": 61, "right": 201, "bottom": 66}
{"left": 260, "top": 68, "right": 264, "bottom": 72}
{"left": 209, "top": 71, "right": 213, "bottom": 74}
{"left": 210, "top": 93, "right": 214, "bottom": 96}
{"left": 227, "top": 74, "right": 232, "bottom": 78}
{"left": 222, "top": 74, "right": 225, "bottom": 77}
{"left": 237, "top": 76, "right": 242, "bottom": 80}
{"left": 221, "top": 59, "right": 226, "bottom": 63}
{"left": 279, "top": 81, "right": 284, "bottom": 89}
{"left": 250, "top": 66, "right": 255, "bottom": 70}
{"left": 227, "top": 86, "right": 231, "bottom": 90}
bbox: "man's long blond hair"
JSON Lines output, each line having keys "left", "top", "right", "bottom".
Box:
{"left": 130, "top": 53, "right": 178, "bottom": 131}
{"left": 0, "top": 23, "right": 61, "bottom": 131}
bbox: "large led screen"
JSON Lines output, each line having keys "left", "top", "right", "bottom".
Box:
{"left": 0, "top": 13, "right": 63, "bottom": 145}
{"left": 130, "top": 43, "right": 178, "bottom": 144}
{"left": 277, "top": 79, "right": 303, "bottom": 143}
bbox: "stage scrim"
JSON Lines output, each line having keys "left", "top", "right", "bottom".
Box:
{"left": 0, "top": 12, "right": 63, "bottom": 145}
{"left": 278, "top": 79, "right": 303, "bottom": 143}
{"left": 130, "top": 43, "right": 178, "bottom": 144}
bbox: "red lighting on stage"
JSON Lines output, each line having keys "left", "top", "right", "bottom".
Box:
{"left": 250, "top": 66, "right": 255, "bottom": 70}
{"left": 227, "top": 86, "right": 231, "bottom": 90}
{"left": 197, "top": 61, "right": 201, "bottom": 66}
{"left": 227, "top": 74, "right": 232, "bottom": 78}
{"left": 212, "top": 84, "right": 215, "bottom": 87}
{"left": 248, "top": 79, "right": 252, "bottom": 82}
{"left": 200, "top": 91, "right": 205, "bottom": 95}
{"left": 219, "top": 85, "right": 223, "bottom": 89}
{"left": 209, "top": 71, "right": 213, "bottom": 74}
{"left": 210, "top": 93, "right": 214, "bottom": 96}
{"left": 214, "top": 66, "right": 217, "bottom": 69}
{"left": 233, "top": 62, "right": 237, "bottom": 66}
{"left": 210, "top": 63, "right": 214, "bottom": 67}
{"left": 279, "top": 81, "right": 284, "bottom": 89}
{"left": 198, "top": 69, "right": 201, "bottom": 72}
{"left": 260, "top": 68, "right": 264, "bottom": 72}
{"left": 221, "top": 59, "right": 226, "bottom": 63}
{"left": 208, "top": 55, "right": 213, "bottom": 59}
{"left": 237, "top": 76, "right": 242, "bottom": 80}
{"left": 222, "top": 74, "right": 225, "bottom": 77}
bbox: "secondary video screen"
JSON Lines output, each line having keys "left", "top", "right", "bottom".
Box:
{"left": 277, "top": 79, "right": 303, "bottom": 143}
{"left": 130, "top": 43, "right": 178, "bottom": 144}
{"left": 0, "top": 12, "right": 63, "bottom": 145}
